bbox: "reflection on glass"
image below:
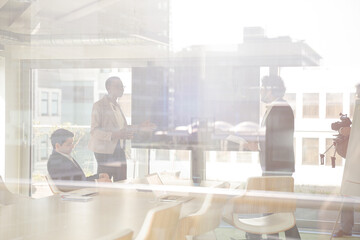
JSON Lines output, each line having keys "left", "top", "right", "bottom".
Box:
{"left": 2, "top": 1, "right": 360, "bottom": 238}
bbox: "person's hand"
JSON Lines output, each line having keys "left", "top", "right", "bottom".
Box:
{"left": 97, "top": 173, "right": 111, "bottom": 182}
{"left": 138, "top": 120, "right": 157, "bottom": 132}
{"left": 339, "top": 127, "right": 351, "bottom": 136}
{"left": 112, "top": 128, "right": 133, "bottom": 140}
{"left": 244, "top": 141, "right": 259, "bottom": 151}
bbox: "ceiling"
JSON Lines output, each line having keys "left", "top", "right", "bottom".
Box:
{"left": 0, "top": 0, "right": 169, "bottom": 46}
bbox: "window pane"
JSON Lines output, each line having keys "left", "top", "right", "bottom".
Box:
{"left": 100, "top": 69, "right": 112, "bottom": 73}
{"left": 326, "top": 93, "right": 342, "bottom": 118}
{"left": 51, "top": 92, "right": 59, "bottom": 116}
{"left": 40, "top": 135, "right": 48, "bottom": 160}
{"left": 41, "top": 92, "right": 49, "bottom": 116}
{"left": 121, "top": 94, "right": 132, "bottom": 118}
{"left": 216, "top": 151, "right": 231, "bottom": 162}
{"left": 303, "top": 93, "right": 319, "bottom": 118}
{"left": 155, "top": 149, "right": 170, "bottom": 161}
{"left": 41, "top": 92, "right": 48, "bottom": 99}
{"left": 51, "top": 102, "right": 58, "bottom": 116}
{"left": 52, "top": 92, "right": 58, "bottom": 101}
{"left": 175, "top": 150, "right": 190, "bottom": 161}
{"left": 235, "top": 152, "right": 253, "bottom": 163}
{"left": 302, "top": 138, "right": 319, "bottom": 165}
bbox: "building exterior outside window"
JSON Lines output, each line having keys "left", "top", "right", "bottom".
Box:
{"left": 51, "top": 92, "right": 59, "bottom": 116}
{"left": 303, "top": 93, "right": 319, "bottom": 118}
{"left": 39, "top": 89, "right": 61, "bottom": 118}
{"left": 326, "top": 93, "right": 343, "bottom": 119}
{"left": 40, "top": 134, "right": 49, "bottom": 161}
{"left": 155, "top": 149, "right": 170, "bottom": 161}
{"left": 41, "top": 92, "right": 49, "bottom": 116}
{"left": 302, "top": 138, "right": 319, "bottom": 165}
{"left": 175, "top": 150, "right": 190, "bottom": 161}
{"left": 216, "top": 151, "right": 231, "bottom": 162}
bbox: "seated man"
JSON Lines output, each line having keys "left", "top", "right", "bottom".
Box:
{"left": 47, "top": 128, "right": 110, "bottom": 192}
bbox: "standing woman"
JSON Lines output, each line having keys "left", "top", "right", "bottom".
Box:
{"left": 88, "top": 76, "right": 133, "bottom": 181}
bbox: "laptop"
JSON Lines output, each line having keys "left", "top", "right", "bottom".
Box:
{"left": 145, "top": 173, "right": 193, "bottom": 202}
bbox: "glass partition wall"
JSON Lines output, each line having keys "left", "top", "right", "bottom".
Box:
{"left": 2, "top": 0, "right": 360, "bottom": 237}
{"left": 5, "top": 0, "right": 360, "bottom": 192}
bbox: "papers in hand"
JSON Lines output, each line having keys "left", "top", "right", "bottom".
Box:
{"left": 226, "top": 135, "right": 247, "bottom": 145}
{"left": 60, "top": 189, "right": 98, "bottom": 202}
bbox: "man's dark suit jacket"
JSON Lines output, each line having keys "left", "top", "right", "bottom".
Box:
{"left": 47, "top": 151, "right": 98, "bottom": 192}
{"left": 260, "top": 100, "right": 295, "bottom": 175}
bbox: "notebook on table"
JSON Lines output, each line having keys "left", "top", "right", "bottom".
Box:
{"left": 145, "top": 173, "right": 193, "bottom": 202}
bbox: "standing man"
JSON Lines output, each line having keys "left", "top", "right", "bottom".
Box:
{"left": 260, "top": 75, "right": 299, "bottom": 240}
{"left": 246, "top": 75, "right": 300, "bottom": 240}
{"left": 89, "top": 76, "right": 155, "bottom": 182}
{"left": 259, "top": 75, "right": 295, "bottom": 176}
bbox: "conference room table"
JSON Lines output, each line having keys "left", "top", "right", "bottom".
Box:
{"left": 0, "top": 180, "right": 224, "bottom": 240}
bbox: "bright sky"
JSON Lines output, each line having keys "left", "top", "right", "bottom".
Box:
{"left": 171, "top": 0, "right": 360, "bottom": 89}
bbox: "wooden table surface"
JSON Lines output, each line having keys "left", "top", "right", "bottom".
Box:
{"left": 0, "top": 181, "right": 221, "bottom": 240}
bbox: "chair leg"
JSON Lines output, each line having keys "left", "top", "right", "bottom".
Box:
{"left": 267, "top": 233, "right": 279, "bottom": 239}
{"left": 284, "top": 225, "right": 301, "bottom": 240}
{"left": 330, "top": 203, "right": 343, "bottom": 240}
{"left": 193, "top": 230, "right": 217, "bottom": 240}
{"left": 245, "top": 232, "right": 262, "bottom": 240}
